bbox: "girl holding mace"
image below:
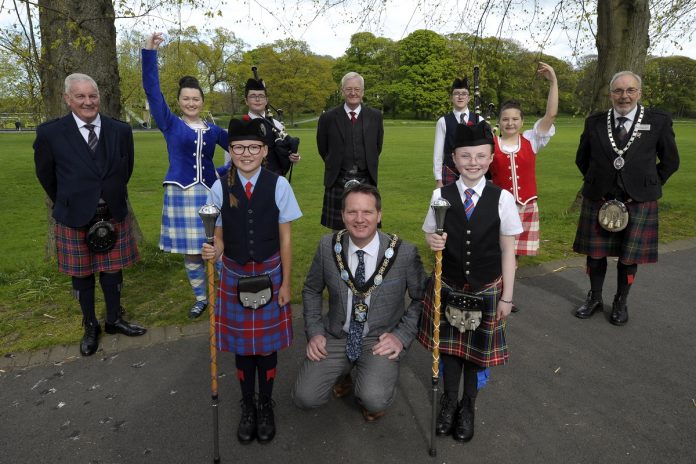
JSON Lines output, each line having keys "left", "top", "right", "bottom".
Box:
{"left": 417, "top": 122, "right": 521, "bottom": 443}
{"left": 201, "top": 117, "right": 301, "bottom": 445}
{"left": 142, "top": 32, "right": 229, "bottom": 319}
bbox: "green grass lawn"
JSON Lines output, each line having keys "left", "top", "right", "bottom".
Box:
{"left": 1, "top": 116, "right": 694, "bottom": 353}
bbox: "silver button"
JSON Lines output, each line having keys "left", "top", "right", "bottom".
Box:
{"left": 466, "top": 230, "right": 471, "bottom": 235}
{"left": 466, "top": 241, "right": 471, "bottom": 245}
{"left": 466, "top": 251, "right": 471, "bottom": 256}
{"left": 465, "top": 270, "right": 470, "bottom": 275}
{"left": 466, "top": 261, "right": 470, "bottom": 265}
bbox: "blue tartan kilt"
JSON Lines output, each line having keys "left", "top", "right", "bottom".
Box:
{"left": 159, "top": 183, "right": 208, "bottom": 254}
{"left": 417, "top": 275, "right": 508, "bottom": 367}
{"left": 215, "top": 253, "right": 293, "bottom": 355}
{"left": 573, "top": 198, "right": 659, "bottom": 264}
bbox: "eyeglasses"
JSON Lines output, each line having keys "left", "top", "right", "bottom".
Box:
{"left": 452, "top": 91, "right": 470, "bottom": 98}
{"left": 343, "top": 87, "right": 363, "bottom": 93}
{"left": 230, "top": 144, "right": 263, "bottom": 155}
{"left": 611, "top": 88, "right": 640, "bottom": 96}
{"left": 247, "top": 94, "right": 267, "bottom": 101}
{"left": 455, "top": 153, "right": 490, "bottom": 162}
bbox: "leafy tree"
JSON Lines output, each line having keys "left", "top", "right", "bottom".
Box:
{"left": 643, "top": 55, "right": 696, "bottom": 117}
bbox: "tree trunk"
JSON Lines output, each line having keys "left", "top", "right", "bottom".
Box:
{"left": 37, "top": 0, "right": 143, "bottom": 259}
{"left": 590, "top": 0, "right": 650, "bottom": 113}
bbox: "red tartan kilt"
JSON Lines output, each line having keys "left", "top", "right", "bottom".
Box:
{"left": 417, "top": 274, "right": 508, "bottom": 367}
{"left": 441, "top": 165, "right": 460, "bottom": 186}
{"left": 55, "top": 216, "right": 140, "bottom": 277}
{"left": 215, "top": 253, "right": 293, "bottom": 355}
{"left": 573, "top": 198, "right": 658, "bottom": 264}
{"left": 515, "top": 200, "right": 540, "bottom": 256}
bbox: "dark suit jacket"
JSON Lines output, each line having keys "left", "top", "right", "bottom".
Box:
{"left": 576, "top": 106, "right": 679, "bottom": 202}
{"left": 316, "top": 104, "right": 384, "bottom": 188}
{"left": 302, "top": 231, "right": 426, "bottom": 349}
{"left": 34, "top": 113, "right": 135, "bottom": 228}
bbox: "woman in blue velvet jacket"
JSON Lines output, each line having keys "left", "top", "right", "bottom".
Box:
{"left": 142, "top": 32, "right": 229, "bottom": 319}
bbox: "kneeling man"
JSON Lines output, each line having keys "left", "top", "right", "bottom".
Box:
{"left": 293, "top": 183, "right": 426, "bottom": 421}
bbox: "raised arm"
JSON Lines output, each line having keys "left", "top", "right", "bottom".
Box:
{"left": 141, "top": 32, "right": 175, "bottom": 131}
{"left": 536, "top": 61, "right": 558, "bottom": 135}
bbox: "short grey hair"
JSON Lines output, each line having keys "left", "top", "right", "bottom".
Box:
{"left": 64, "top": 73, "right": 99, "bottom": 95}
{"left": 341, "top": 72, "right": 364, "bottom": 89}
{"left": 609, "top": 71, "right": 642, "bottom": 90}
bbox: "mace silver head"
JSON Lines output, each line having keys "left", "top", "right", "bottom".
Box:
{"left": 430, "top": 198, "right": 451, "bottom": 235}
{"left": 344, "top": 179, "right": 361, "bottom": 190}
{"left": 198, "top": 204, "right": 220, "bottom": 243}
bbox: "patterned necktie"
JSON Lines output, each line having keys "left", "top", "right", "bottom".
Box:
{"left": 616, "top": 116, "right": 629, "bottom": 146}
{"left": 459, "top": 113, "right": 466, "bottom": 124}
{"left": 84, "top": 123, "right": 98, "bottom": 153}
{"left": 464, "top": 188, "right": 476, "bottom": 219}
{"left": 346, "top": 250, "right": 366, "bottom": 362}
{"left": 245, "top": 181, "right": 253, "bottom": 200}
{"left": 350, "top": 111, "right": 357, "bottom": 124}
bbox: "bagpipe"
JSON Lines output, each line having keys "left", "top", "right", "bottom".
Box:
{"left": 472, "top": 65, "right": 499, "bottom": 134}
{"left": 251, "top": 67, "right": 300, "bottom": 179}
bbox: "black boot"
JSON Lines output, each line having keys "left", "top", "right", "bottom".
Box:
{"left": 453, "top": 396, "right": 475, "bottom": 442}
{"left": 256, "top": 395, "right": 276, "bottom": 444}
{"left": 575, "top": 290, "right": 603, "bottom": 319}
{"left": 80, "top": 320, "right": 101, "bottom": 356}
{"left": 237, "top": 396, "right": 256, "bottom": 444}
{"left": 435, "top": 392, "right": 458, "bottom": 436}
{"left": 610, "top": 293, "right": 629, "bottom": 326}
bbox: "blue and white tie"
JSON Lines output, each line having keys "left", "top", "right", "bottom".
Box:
{"left": 464, "top": 188, "right": 476, "bottom": 219}
{"left": 346, "top": 250, "right": 365, "bottom": 362}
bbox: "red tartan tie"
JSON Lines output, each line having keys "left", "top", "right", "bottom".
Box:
{"left": 245, "top": 181, "right": 253, "bottom": 200}
{"left": 350, "top": 111, "right": 357, "bottom": 124}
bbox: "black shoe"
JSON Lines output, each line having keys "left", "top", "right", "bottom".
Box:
{"left": 435, "top": 392, "right": 458, "bottom": 436}
{"left": 80, "top": 322, "right": 101, "bottom": 356}
{"left": 104, "top": 319, "right": 147, "bottom": 336}
{"left": 237, "top": 396, "right": 257, "bottom": 444}
{"left": 257, "top": 396, "right": 276, "bottom": 444}
{"left": 188, "top": 300, "right": 207, "bottom": 319}
{"left": 453, "top": 397, "right": 475, "bottom": 443}
{"left": 610, "top": 294, "right": 629, "bottom": 326}
{"left": 575, "top": 291, "right": 603, "bottom": 319}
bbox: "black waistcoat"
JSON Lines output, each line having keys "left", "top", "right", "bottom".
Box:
{"left": 221, "top": 168, "right": 280, "bottom": 263}
{"left": 440, "top": 181, "right": 502, "bottom": 291}
{"left": 341, "top": 113, "right": 367, "bottom": 172}
{"left": 443, "top": 112, "right": 458, "bottom": 170}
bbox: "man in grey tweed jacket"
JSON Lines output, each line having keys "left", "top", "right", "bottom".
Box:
{"left": 293, "top": 184, "right": 426, "bottom": 421}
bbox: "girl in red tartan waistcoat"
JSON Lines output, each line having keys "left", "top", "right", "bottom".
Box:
{"left": 202, "top": 118, "right": 302, "bottom": 445}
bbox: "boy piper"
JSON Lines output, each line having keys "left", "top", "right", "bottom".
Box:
{"left": 418, "top": 122, "right": 522, "bottom": 443}
{"left": 202, "top": 117, "right": 302, "bottom": 444}
{"left": 433, "top": 78, "right": 480, "bottom": 187}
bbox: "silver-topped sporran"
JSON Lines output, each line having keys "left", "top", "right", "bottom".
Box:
{"left": 86, "top": 201, "right": 116, "bottom": 253}
{"left": 598, "top": 199, "right": 629, "bottom": 232}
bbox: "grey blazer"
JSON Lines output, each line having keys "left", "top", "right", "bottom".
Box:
{"left": 302, "top": 231, "right": 426, "bottom": 349}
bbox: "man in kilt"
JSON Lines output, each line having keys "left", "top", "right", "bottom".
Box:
{"left": 573, "top": 71, "right": 680, "bottom": 326}
{"left": 34, "top": 73, "right": 146, "bottom": 357}
{"left": 418, "top": 122, "right": 522, "bottom": 443}
{"left": 317, "top": 72, "right": 384, "bottom": 230}
{"left": 293, "top": 184, "right": 426, "bottom": 422}
{"left": 433, "top": 78, "right": 480, "bottom": 187}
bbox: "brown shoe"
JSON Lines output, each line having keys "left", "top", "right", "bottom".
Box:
{"left": 362, "top": 409, "right": 385, "bottom": 422}
{"left": 332, "top": 373, "right": 353, "bottom": 398}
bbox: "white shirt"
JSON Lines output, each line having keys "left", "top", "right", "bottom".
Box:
{"left": 344, "top": 103, "right": 362, "bottom": 120}
{"left": 72, "top": 113, "right": 102, "bottom": 144}
{"left": 613, "top": 105, "right": 638, "bottom": 131}
{"left": 422, "top": 176, "right": 523, "bottom": 236}
{"left": 498, "top": 119, "right": 556, "bottom": 155}
{"left": 432, "top": 109, "right": 471, "bottom": 180}
{"left": 341, "top": 233, "right": 380, "bottom": 335}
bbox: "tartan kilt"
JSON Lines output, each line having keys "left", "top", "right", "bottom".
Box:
{"left": 321, "top": 182, "right": 345, "bottom": 230}
{"left": 441, "top": 165, "right": 460, "bottom": 186}
{"left": 573, "top": 198, "right": 658, "bottom": 264}
{"left": 515, "top": 200, "right": 540, "bottom": 256}
{"left": 417, "top": 275, "right": 508, "bottom": 367}
{"left": 216, "top": 253, "right": 293, "bottom": 355}
{"left": 56, "top": 215, "right": 140, "bottom": 277}
{"left": 159, "top": 183, "right": 208, "bottom": 254}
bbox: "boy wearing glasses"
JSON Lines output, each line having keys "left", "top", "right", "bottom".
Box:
{"left": 419, "top": 122, "right": 522, "bottom": 443}
{"left": 433, "top": 78, "right": 481, "bottom": 187}
{"left": 202, "top": 118, "right": 302, "bottom": 444}
{"left": 573, "top": 71, "right": 679, "bottom": 326}
{"left": 244, "top": 78, "right": 300, "bottom": 176}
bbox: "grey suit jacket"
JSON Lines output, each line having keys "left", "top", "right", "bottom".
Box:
{"left": 302, "top": 231, "right": 426, "bottom": 349}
